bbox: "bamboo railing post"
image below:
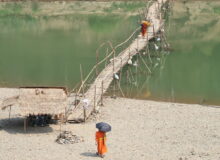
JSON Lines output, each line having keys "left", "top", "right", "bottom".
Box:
{"left": 153, "top": 24, "right": 155, "bottom": 37}
{"left": 83, "top": 108, "right": 86, "bottom": 122}
{"left": 119, "top": 57, "right": 123, "bottom": 84}
{"left": 24, "top": 117, "right": 27, "bottom": 133}
{"left": 126, "top": 70, "right": 129, "bottom": 96}
{"left": 113, "top": 48, "right": 115, "bottom": 74}
{"left": 8, "top": 105, "right": 11, "bottom": 121}
{"left": 80, "top": 64, "right": 85, "bottom": 97}
{"left": 101, "top": 81, "right": 104, "bottom": 106}
{"left": 59, "top": 115, "right": 63, "bottom": 134}
{"left": 112, "top": 45, "right": 116, "bottom": 98}
{"left": 74, "top": 92, "right": 77, "bottom": 108}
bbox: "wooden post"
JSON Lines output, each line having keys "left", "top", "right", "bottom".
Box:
{"left": 74, "top": 92, "right": 77, "bottom": 108}
{"left": 126, "top": 70, "right": 129, "bottom": 97}
{"left": 8, "top": 105, "right": 11, "bottom": 120}
{"left": 117, "top": 81, "right": 125, "bottom": 97}
{"left": 113, "top": 80, "right": 116, "bottom": 98}
{"left": 135, "top": 56, "right": 138, "bottom": 88}
{"left": 113, "top": 48, "right": 115, "bottom": 74}
{"left": 80, "top": 64, "right": 85, "bottom": 97}
{"left": 24, "top": 117, "right": 27, "bottom": 133}
{"left": 101, "top": 81, "right": 104, "bottom": 106}
{"left": 94, "top": 85, "right": 96, "bottom": 111}
{"left": 112, "top": 47, "right": 116, "bottom": 98}
{"left": 153, "top": 24, "right": 155, "bottom": 37}
{"left": 83, "top": 108, "right": 86, "bottom": 122}
{"left": 119, "top": 58, "right": 123, "bottom": 84}
{"left": 59, "top": 115, "right": 63, "bottom": 134}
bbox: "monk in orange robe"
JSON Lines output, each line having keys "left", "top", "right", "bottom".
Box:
{"left": 141, "top": 21, "right": 151, "bottom": 37}
{"left": 96, "top": 131, "right": 107, "bottom": 158}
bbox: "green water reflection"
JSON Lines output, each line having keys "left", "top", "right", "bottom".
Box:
{"left": 1, "top": 1, "right": 220, "bottom": 106}
{"left": 0, "top": 3, "right": 139, "bottom": 88}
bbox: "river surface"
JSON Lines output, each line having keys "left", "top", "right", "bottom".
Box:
{"left": 121, "top": 1, "right": 220, "bottom": 106}
{"left": 0, "top": 1, "right": 220, "bottom": 105}
{"left": 0, "top": 2, "right": 141, "bottom": 89}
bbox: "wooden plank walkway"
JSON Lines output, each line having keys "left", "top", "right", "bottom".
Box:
{"left": 68, "top": 0, "right": 168, "bottom": 122}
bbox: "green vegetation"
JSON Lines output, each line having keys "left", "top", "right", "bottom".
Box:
{"left": 31, "top": 1, "right": 39, "bottom": 12}
{"left": 104, "top": 1, "right": 145, "bottom": 12}
{"left": 213, "top": 6, "right": 220, "bottom": 14}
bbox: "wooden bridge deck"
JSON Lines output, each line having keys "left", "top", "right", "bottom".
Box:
{"left": 68, "top": 0, "right": 168, "bottom": 122}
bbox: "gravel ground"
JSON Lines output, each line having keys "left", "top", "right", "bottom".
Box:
{"left": 0, "top": 96, "right": 220, "bottom": 160}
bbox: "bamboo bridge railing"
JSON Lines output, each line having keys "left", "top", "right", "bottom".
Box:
{"left": 67, "top": 0, "right": 168, "bottom": 122}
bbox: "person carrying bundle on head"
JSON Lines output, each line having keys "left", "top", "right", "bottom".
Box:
{"left": 141, "top": 20, "right": 151, "bottom": 37}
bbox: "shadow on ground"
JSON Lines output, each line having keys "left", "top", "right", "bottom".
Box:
{"left": 80, "top": 152, "right": 98, "bottom": 158}
{"left": 0, "top": 117, "right": 53, "bottom": 134}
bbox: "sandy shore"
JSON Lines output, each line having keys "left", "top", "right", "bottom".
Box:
{"left": 0, "top": 96, "right": 220, "bottom": 160}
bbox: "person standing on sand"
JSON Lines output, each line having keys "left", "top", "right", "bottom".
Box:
{"left": 141, "top": 20, "right": 151, "bottom": 37}
{"left": 95, "top": 131, "right": 107, "bottom": 158}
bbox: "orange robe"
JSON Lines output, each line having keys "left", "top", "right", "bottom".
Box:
{"left": 141, "top": 21, "right": 151, "bottom": 36}
{"left": 96, "top": 131, "right": 107, "bottom": 155}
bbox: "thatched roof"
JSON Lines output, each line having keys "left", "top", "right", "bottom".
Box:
{"left": 1, "top": 87, "right": 67, "bottom": 116}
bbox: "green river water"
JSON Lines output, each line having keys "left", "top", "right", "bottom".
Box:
{"left": 0, "top": 1, "right": 220, "bottom": 105}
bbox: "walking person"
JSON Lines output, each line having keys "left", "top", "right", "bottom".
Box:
{"left": 95, "top": 122, "right": 111, "bottom": 158}
{"left": 96, "top": 130, "right": 107, "bottom": 158}
{"left": 141, "top": 20, "right": 151, "bottom": 37}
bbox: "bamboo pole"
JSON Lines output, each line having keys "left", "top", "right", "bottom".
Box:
{"left": 74, "top": 92, "right": 78, "bottom": 108}
{"left": 83, "top": 108, "right": 86, "bottom": 122}
{"left": 24, "top": 117, "right": 27, "bottom": 133}
{"left": 59, "top": 115, "right": 63, "bottom": 134}
{"left": 70, "top": 27, "right": 140, "bottom": 95}
{"left": 100, "top": 81, "right": 104, "bottom": 106}
{"left": 80, "top": 64, "right": 85, "bottom": 97}
{"left": 139, "top": 53, "right": 152, "bottom": 73}
{"left": 8, "top": 106, "right": 11, "bottom": 121}
{"left": 119, "top": 58, "right": 123, "bottom": 84}
{"left": 126, "top": 70, "right": 129, "bottom": 96}
{"left": 117, "top": 81, "right": 125, "bottom": 97}
{"left": 113, "top": 46, "right": 115, "bottom": 74}
{"left": 153, "top": 24, "right": 155, "bottom": 37}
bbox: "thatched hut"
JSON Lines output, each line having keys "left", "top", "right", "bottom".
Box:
{"left": 18, "top": 87, "right": 67, "bottom": 116}
{"left": 1, "top": 87, "right": 68, "bottom": 131}
{"left": 1, "top": 87, "right": 67, "bottom": 116}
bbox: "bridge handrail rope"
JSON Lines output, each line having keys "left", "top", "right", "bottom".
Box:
{"left": 66, "top": 0, "right": 170, "bottom": 120}
{"left": 67, "top": 0, "right": 168, "bottom": 115}
{"left": 66, "top": 26, "right": 141, "bottom": 114}
{"left": 70, "top": 26, "right": 141, "bottom": 96}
